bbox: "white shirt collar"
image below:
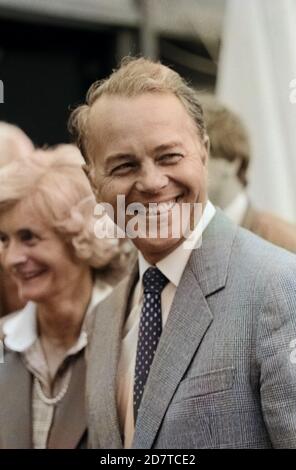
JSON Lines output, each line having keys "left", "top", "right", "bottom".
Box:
{"left": 3, "top": 302, "right": 37, "bottom": 352}
{"left": 3, "top": 278, "right": 112, "bottom": 353}
{"left": 138, "top": 200, "right": 216, "bottom": 287}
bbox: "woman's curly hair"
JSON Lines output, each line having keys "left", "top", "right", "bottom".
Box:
{"left": 0, "top": 144, "right": 125, "bottom": 272}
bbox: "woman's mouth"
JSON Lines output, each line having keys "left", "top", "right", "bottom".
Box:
{"left": 18, "top": 268, "right": 48, "bottom": 281}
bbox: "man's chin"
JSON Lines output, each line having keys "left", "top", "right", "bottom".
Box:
{"left": 132, "top": 236, "right": 184, "bottom": 263}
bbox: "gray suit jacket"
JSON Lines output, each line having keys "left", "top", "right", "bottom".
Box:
{"left": 87, "top": 210, "right": 296, "bottom": 449}
{"left": 0, "top": 348, "right": 87, "bottom": 448}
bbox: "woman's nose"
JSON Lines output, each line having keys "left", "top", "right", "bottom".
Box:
{"left": 2, "top": 240, "right": 28, "bottom": 272}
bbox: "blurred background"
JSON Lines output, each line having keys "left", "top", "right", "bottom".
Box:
{"left": 0, "top": 0, "right": 296, "bottom": 222}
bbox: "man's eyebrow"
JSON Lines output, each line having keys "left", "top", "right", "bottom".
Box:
{"left": 153, "top": 142, "right": 184, "bottom": 153}
{"left": 104, "top": 142, "right": 184, "bottom": 168}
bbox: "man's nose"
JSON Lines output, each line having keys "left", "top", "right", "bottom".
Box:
{"left": 135, "top": 163, "right": 169, "bottom": 193}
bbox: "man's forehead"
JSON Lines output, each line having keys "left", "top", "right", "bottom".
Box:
{"left": 90, "top": 91, "right": 189, "bottom": 116}
{"left": 86, "top": 93, "right": 203, "bottom": 166}
{"left": 88, "top": 95, "right": 121, "bottom": 140}
{"left": 88, "top": 92, "right": 194, "bottom": 134}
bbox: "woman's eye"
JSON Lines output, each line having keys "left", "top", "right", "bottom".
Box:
{"left": 0, "top": 233, "right": 8, "bottom": 245}
{"left": 19, "top": 229, "right": 37, "bottom": 243}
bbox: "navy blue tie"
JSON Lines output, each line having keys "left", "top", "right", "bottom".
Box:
{"left": 133, "top": 267, "right": 169, "bottom": 422}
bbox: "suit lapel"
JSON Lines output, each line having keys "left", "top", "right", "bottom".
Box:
{"left": 132, "top": 210, "right": 237, "bottom": 448}
{"left": 87, "top": 262, "right": 139, "bottom": 449}
{"left": 47, "top": 352, "right": 87, "bottom": 449}
{"left": 132, "top": 266, "right": 213, "bottom": 448}
{"left": 0, "top": 352, "right": 32, "bottom": 448}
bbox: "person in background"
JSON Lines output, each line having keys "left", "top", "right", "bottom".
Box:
{"left": 70, "top": 57, "right": 296, "bottom": 449}
{"left": 0, "top": 122, "right": 33, "bottom": 164}
{"left": 0, "top": 122, "right": 34, "bottom": 317}
{"left": 0, "top": 144, "right": 128, "bottom": 448}
{"left": 199, "top": 94, "right": 296, "bottom": 252}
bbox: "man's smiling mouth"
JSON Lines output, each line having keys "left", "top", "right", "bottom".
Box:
{"left": 134, "top": 195, "right": 183, "bottom": 216}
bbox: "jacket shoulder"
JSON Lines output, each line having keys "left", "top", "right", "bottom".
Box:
{"left": 246, "top": 209, "right": 296, "bottom": 253}
{"left": 233, "top": 222, "right": 296, "bottom": 283}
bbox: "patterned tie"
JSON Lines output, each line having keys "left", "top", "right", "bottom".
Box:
{"left": 133, "top": 267, "right": 169, "bottom": 422}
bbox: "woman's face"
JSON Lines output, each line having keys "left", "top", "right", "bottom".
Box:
{"left": 0, "top": 198, "right": 88, "bottom": 304}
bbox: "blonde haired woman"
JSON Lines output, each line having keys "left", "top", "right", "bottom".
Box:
{"left": 0, "top": 144, "right": 126, "bottom": 448}
{"left": 0, "top": 121, "right": 34, "bottom": 317}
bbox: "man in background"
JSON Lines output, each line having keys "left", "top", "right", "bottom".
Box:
{"left": 199, "top": 94, "right": 296, "bottom": 252}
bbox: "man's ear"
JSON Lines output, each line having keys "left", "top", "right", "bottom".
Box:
{"left": 201, "top": 135, "right": 210, "bottom": 165}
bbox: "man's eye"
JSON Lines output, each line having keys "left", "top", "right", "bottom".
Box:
{"left": 111, "top": 162, "right": 136, "bottom": 175}
{"left": 159, "top": 153, "right": 183, "bottom": 164}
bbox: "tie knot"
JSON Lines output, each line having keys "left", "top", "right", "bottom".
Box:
{"left": 142, "top": 267, "right": 169, "bottom": 294}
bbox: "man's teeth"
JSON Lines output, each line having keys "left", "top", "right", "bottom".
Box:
{"left": 148, "top": 200, "right": 176, "bottom": 215}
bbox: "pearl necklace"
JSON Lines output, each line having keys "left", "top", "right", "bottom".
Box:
{"left": 34, "top": 369, "right": 72, "bottom": 406}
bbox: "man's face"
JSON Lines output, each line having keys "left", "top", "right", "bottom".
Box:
{"left": 88, "top": 92, "right": 208, "bottom": 264}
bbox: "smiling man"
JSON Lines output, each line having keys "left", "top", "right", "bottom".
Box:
{"left": 69, "top": 57, "right": 296, "bottom": 449}
{"left": 88, "top": 91, "right": 208, "bottom": 258}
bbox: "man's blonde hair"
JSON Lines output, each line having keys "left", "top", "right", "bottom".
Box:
{"left": 198, "top": 94, "right": 250, "bottom": 186}
{"left": 68, "top": 57, "right": 206, "bottom": 162}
